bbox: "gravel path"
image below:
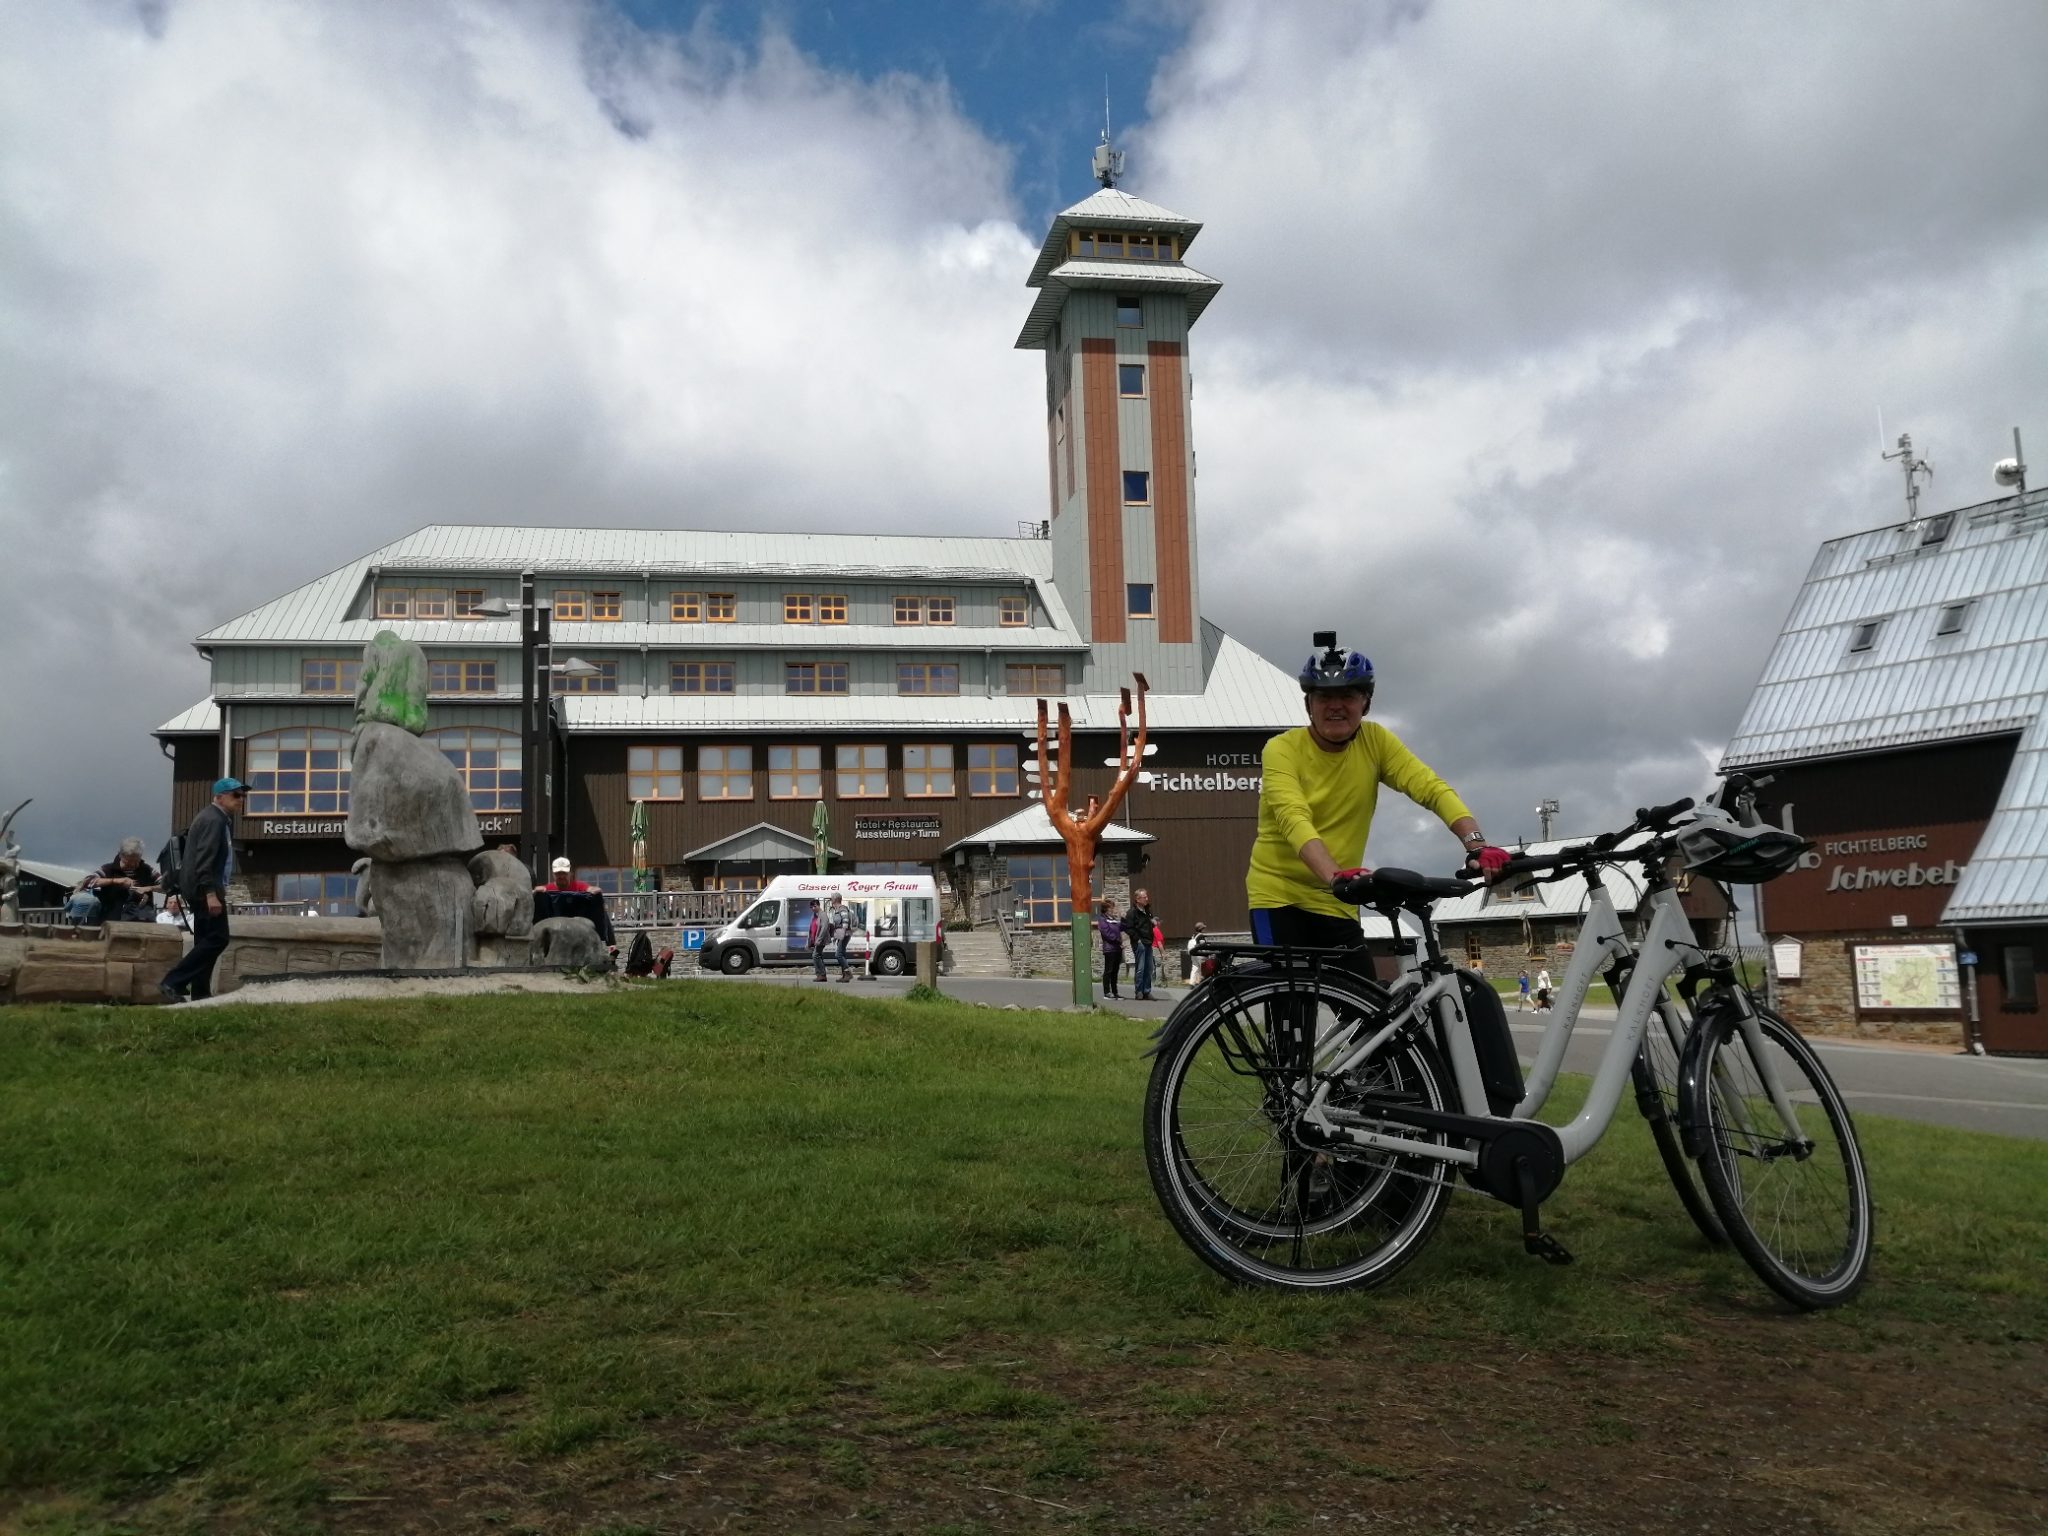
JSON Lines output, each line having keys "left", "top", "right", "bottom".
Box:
{"left": 187, "top": 972, "right": 625, "bottom": 1007}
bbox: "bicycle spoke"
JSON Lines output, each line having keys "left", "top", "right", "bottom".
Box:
{"left": 1144, "top": 973, "right": 1457, "bottom": 1291}
{"left": 1688, "top": 1004, "right": 1872, "bottom": 1310}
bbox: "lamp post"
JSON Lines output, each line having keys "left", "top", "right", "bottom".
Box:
{"left": 477, "top": 577, "right": 599, "bottom": 884}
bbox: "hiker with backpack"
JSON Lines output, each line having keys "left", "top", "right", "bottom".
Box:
{"left": 159, "top": 778, "right": 248, "bottom": 1003}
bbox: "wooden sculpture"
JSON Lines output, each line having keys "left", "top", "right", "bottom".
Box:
{"left": 1034, "top": 675, "right": 1149, "bottom": 1004}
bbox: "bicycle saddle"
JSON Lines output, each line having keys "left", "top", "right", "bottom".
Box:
{"left": 1332, "top": 867, "right": 1472, "bottom": 907}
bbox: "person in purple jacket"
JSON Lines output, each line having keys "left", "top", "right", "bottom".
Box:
{"left": 1096, "top": 897, "right": 1126, "bottom": 1000}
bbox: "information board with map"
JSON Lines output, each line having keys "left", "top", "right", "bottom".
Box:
{"left": 1852, "top": 943, "right": 1960, "bottom": 1010}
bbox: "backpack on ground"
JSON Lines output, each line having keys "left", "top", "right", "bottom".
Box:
{"left": 624, "top": 931, "right": 655, "bottom": 976}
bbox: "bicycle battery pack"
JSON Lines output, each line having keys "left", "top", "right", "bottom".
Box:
{"left": 1455, "top": 968, "right": 1525, "bottom": 1116}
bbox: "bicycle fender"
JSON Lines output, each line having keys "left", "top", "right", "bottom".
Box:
{"left": 1674, "top": 998, "right": 1730, "bottom": 1160}
{"left": 1140, "top": 960, "right": 1289, "bottom": 1055}
{"left": 1141, "top": 979, "right": 1216, "bottom": 1056}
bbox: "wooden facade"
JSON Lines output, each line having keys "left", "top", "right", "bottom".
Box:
{"left": 1079, "top": 337, "right": 1125, "bottom": 643}
{"left": 1755, "top": 736, "right": 2046, "bottom": 1052}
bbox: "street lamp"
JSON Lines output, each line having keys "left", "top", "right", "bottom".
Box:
{"left": 477, "top": 576, "right": 601, "bottom": 883}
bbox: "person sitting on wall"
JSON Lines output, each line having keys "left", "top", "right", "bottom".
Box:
{"left": 534, "top": 856, "right": 615, "bottom": 949}
{"left": 537, "top": 856, "right": 594, "bottom": 895}
{"left": 64, "top": 837, "right": 160, "bottom": 925}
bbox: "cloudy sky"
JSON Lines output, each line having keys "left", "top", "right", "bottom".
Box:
{"left": 2, "top": 0, "right": 2043, "bottom": 876}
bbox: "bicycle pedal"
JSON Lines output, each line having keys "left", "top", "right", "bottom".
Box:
{"left": 1523, "top": 1230, "right": 1574, "bottom": 1266}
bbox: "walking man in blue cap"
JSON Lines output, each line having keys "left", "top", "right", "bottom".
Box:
{"left": 159, "top": 777, "right": 249, "bottom": 1003}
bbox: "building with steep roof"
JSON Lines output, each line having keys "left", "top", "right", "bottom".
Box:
{"left": 1721, "top": 479, "right": 2048, "bottom": 1053}
{"left": 153, "top": 169, "right": 1303, "bottom": 949}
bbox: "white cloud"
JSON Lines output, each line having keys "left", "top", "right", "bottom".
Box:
{"left": 0, "top": 0, "right": 1043, "bottom": 860}
{"left": 1139, "top": 0, "right": 2048, "bottom": 859}
{"left": 1, "top": 0, "right": 2043, "bottom": 876}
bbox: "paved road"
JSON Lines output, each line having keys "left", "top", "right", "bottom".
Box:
{"left": 1504, "top": 1013, "right": 2048, "bottom": 1143}
{"left": 701, "top": 967, "right": 2048, "bottom": 1141}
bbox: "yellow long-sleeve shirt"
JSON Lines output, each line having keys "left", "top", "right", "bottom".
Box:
{"left": 1246, "top": 722, "right": 1473, "bottom": 920}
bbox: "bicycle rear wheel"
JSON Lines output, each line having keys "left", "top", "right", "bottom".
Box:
{"left": 1685, "top": 1002, "right": 1872, "bottom": 1309}
{"left": 1143, "top": 973, "right": 1455, "bottom": 1292}
{"left": 1632, "top": 999, "right": 1724, "bottom": 1244}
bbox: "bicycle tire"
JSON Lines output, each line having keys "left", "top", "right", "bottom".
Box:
{"left": 1685, "top": 1002, "right": 1873, "bottom": 1309}
{"left": 1143, "top": 971, "right": 1455, "bottom": 1292}
{"left": 1632, "top": 1000, "right": 1725, "bottom": 1244}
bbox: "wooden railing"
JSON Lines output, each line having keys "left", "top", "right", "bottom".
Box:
{"left": 606, "top": 889, "right": 751, "bottom": 929}
{"left": 972, "top": 882, "right": 1021, "bottom": 960}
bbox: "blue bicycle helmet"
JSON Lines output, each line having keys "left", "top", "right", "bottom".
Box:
{"left": 1298, "top": 632, "right": 1374, "bottom": 693}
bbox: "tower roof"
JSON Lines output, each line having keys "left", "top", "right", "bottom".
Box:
{"left": 1013, "top": 259, "right": 1222, "bottom": 350}
{"left": 1025, "top": 185, "right": 1205, "bottom": 289}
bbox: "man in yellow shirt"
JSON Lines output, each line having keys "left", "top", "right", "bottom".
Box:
{"left": 1247, "top": 634, "right": 1509, "bottom": 953}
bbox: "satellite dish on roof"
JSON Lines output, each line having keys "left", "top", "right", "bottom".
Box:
{"left": 1994, "top": 427, "right": 2028, "bottom": 491}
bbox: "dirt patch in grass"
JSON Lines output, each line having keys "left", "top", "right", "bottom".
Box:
{"left": 290, "top": 1319, "right": 2044, "bottom": 1535}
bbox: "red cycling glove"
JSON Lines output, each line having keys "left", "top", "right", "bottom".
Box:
{"left": 1329, "top": 866, "right": 1371, "bottom": 885}
{"left": 1468, "top": 845, "right": 1512, "bottom": 880}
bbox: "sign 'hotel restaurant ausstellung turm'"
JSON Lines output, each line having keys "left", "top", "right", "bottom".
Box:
{"left": 154, "top": 174, "right": 1313, "bottom": 939}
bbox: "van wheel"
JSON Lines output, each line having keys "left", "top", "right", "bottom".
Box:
{"left": 719, "top": 946, "right": 754, "bottom": 975}
{"left": 872, "top": 946, "right": 907, "bottom": 976}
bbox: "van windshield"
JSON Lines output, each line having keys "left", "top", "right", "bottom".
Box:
{"left": 738, "top": 901, "right": 780, "bottom": 930}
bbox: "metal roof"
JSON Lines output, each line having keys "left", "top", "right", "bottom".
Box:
{"left": 1423, "top": 832, "right": 1664, "bottom": 928}
{"left": 1722, "top": 488, "right": 2048, "bottom": 767}
{"left": 683, "top": 822, "right": 842, "bottom": 863}
{"left": 20, "top": 858, "right": 90, "bottom": 890}
{"left": 1026, "top": 186, "right": 1204, "bottom": 289}
{"left": 559, "top": 626, "right": 1300, "bottom": 733}
{"left": 946, "top": 803, "right": 1152, "bottom": 850}
{"left": 167, "top": 625, "right": 1300, "bottom": 738}
{"left": 1942, "top": 706, "right": 2048, "bottom": 925}
{"left": 1719, "top": 484, "right": 2048, "bottom": 924}
{"left": 204, "top": 621, "right": 1087, "bottom": 654}
{"left": 196, "top": 524, "right": 1070, "bottom": 646}
{"left": 156, "top": 699, "right": 222, "bottom": 735}
{"left": 1014, "top": 259, "right": 1222, "bottom": 350}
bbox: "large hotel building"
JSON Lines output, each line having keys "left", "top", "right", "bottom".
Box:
{"left": 154, "top": 179, "right": 1304, "bottom": 944}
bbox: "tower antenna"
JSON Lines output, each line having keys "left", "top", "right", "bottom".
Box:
{"left": 1092, "top": 78, "right": 1125, "bottom": 188}
{"left": 1881, "top": 431, "right": 1934, "bottom": 527}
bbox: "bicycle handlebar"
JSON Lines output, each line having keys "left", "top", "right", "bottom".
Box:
{"left": 1475, "top": 795, "right": 1698, "bottom": 885}
{"left": 1635, "top": 796, "right": 1695, "bottom": 831}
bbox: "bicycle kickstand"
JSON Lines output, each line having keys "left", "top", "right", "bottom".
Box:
{"left": 1515, "top": 1156, "right": 1573, "bottom": 1267}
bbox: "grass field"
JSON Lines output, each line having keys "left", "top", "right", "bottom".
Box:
{"left": 3, "top": 983, "right": 2044, "bottom": 1534}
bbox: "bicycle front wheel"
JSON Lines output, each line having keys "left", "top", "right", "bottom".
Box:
{"left": 1633, "top": 999, "right": 1724, "bottom": 1244}
{"left": 1686, "top": 1003, "right": 1872, "bottom": 1309}
{"left": 1143, "top": 973, "right": 1456, "bottom": 1293}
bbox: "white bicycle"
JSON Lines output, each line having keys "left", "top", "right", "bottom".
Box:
{"left": 1142, "top": 781, "right": 1874, "bottom": 1310}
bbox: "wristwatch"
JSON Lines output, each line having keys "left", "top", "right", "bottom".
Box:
{"left": 1461, "top": 831, "right": 1489, "bottom": 848}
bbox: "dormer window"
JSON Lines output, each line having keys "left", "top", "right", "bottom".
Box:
{"left": 1935, "top": 602, "right": 1971, "bottom": 636}
{"left": 1848, "top": 618, "right": 1885, "bottom": 654}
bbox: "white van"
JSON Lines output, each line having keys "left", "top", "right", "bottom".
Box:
{"left": 700, "top": 873, "right": 942, "bottom": 977}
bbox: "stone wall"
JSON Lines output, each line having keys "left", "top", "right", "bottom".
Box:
{"left": 1442, "top": 917, "right": 1592, "bottom": 982}
{"left": 211, "top": 917, "right": 385, "bottom": 994}
{"left": 1770, "top": 928, "right": 1966, "bottom": 1047}
{"left": 955, "top": 847, "right": 1138, "bottom": 978}
{"left": 0, "top": 922, "right": 184, "bottom": 1004}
